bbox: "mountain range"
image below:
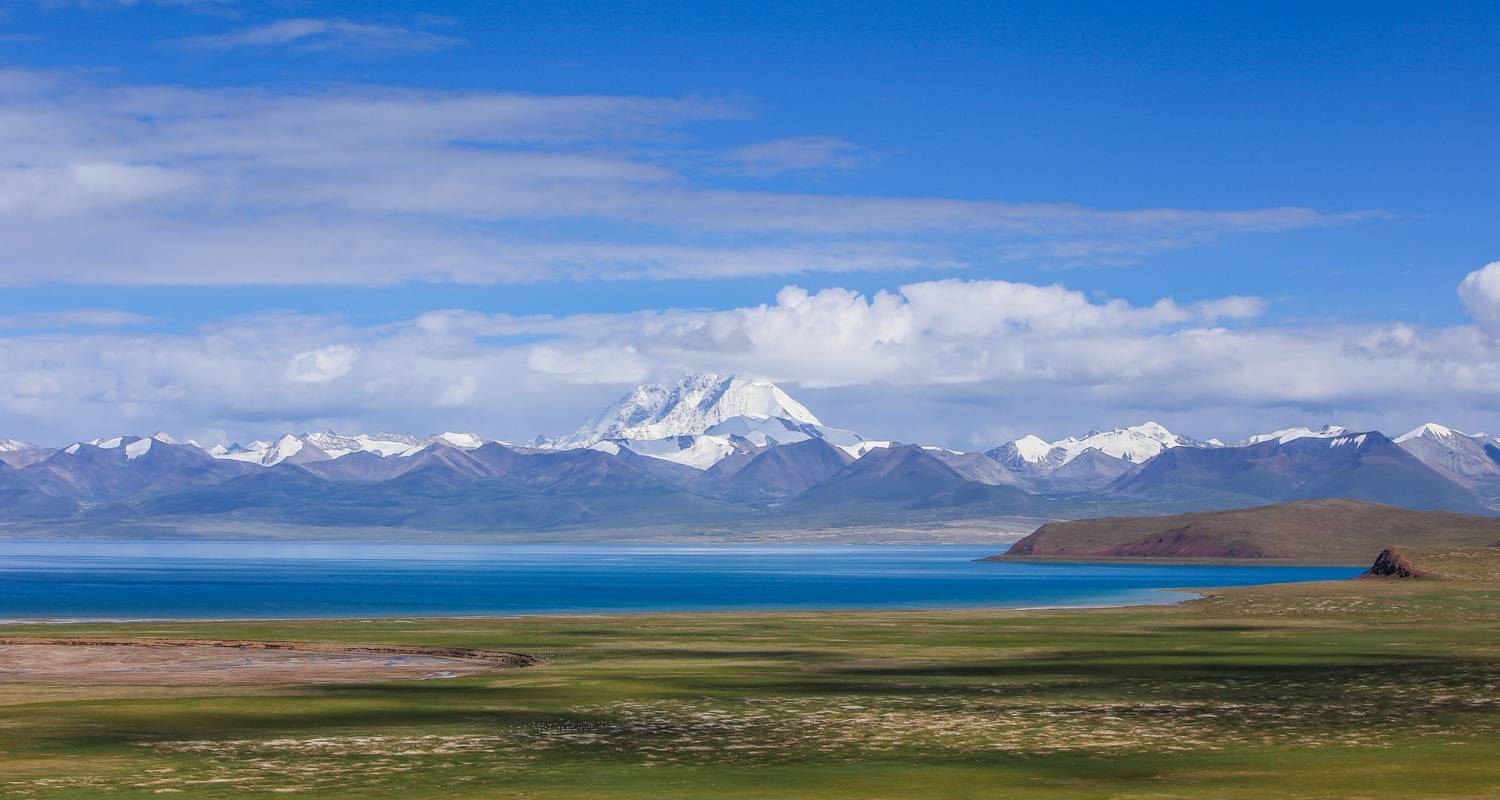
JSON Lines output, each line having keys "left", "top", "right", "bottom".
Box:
{"left": 2, "top": 372, "right": 1498, "bottom": 533}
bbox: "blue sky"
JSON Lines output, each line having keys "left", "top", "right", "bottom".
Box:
{"left": 0, "top": 1, "right": 1497, "bottom": 447}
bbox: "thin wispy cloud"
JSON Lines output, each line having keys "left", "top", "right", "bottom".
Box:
{"left": 0, "top": 309, "right": 152, "bottom": 329}
{"left": 32, "top": 0, "right": 237, "bottom": 12}
{"left": 0, "top": 68, "right": 1369, "bottom": 287}
{"left": 725, "top": 136, "right": 876, "bottom": 176}
{"left": 172, "top": 18, "right": 463, "bottom": 55}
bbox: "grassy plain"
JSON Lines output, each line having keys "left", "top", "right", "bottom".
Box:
{"left": 2, "top": 550, "right": 1499, "bottom": 798}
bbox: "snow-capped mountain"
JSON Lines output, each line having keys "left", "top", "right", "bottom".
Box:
{"left": 990, "top": 422, "right": 1207, "bottom": 472}
{"left": 304, "top": 431, "right": 421, "bottom": 458}
{"left": 0, "top": 437, "right": 53, "bottom": 468}
{"left": 1393, "top": 423, "right": 1500, "bottom": 494}
{"left": 1395, "top": 422, "right": 1485, "bottom": 445}
{"left": 73, "top": 431, "right": 187, "bottom": 461}
{"left": 530, "top": 372, "right": 876, "bottom": 469}
{"left": 211, "top": 433, "right": 331, "bottom": 467}
{"left": 6, "top": 409, "right": 1500, "bottom": 531}
{"left": 542, "top": 373, "right": 821, "bottom": 449}
{"left": 208, "top": 431, "right": 494, "bottom": 467}
{"left": 1237, "top": 425, "right": 1349, "bottom": 446}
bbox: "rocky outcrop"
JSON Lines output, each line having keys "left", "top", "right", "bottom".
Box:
{"left": 1360, "top": 546, "right": 1430, "bottom": 579}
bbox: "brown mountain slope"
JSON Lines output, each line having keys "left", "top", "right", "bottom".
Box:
{"left": 993, "top": 499, "right": 1500, "bottom": 564}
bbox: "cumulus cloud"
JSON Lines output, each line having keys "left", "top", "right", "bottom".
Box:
{"left": 0, "top": 67, "right": 1371, "bottom": 285}
{"left": 2, "top": 276, "right": 1497, "bottom": 447}
{"left": 1459, "top": 260, "right": 1500, "bottom": 337}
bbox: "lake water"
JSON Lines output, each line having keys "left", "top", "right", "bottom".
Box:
{"left": 0, "top": 541, "right": 1361, "bottom": 622}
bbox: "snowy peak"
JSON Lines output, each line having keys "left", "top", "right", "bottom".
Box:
{"left": 545, "top": 372, "right": 822, "bottom": 448}
{"left": 1395, "top": 422, "right": 1470, "bottom": 444}
{"left": 0, "top": 437, "right": 39, "bottom": 452}
{"left": 993, "top": 421, "right": 1203, "bottom": 470}
{"left": 1006, "top": 435, "right": 1052, "bottom": 464}
{"left": 81, "top": 434, "right": 162, "bottom": 460}
{"left": 213, "top": 433, "right": 325, "bottom": 467}
{"left": 207, "top": 430, "right": 494, "bottom": 466}
{"left": 1239, "top": 425, "right": 1348, "bottom": 446}
{"left": 305, "top": 431, "right": 423, "bottom": 458}
{"left": 1054, "top": 421, "right": 1195, "bottom": 463}
{"left": 1392, "top": 422, "right": 1500, "bottom": 488}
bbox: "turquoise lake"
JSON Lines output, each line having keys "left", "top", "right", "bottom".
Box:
{"left": 0, "top": 541, "right": 1362, "bottom": 621}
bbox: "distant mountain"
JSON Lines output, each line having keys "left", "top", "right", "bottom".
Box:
{"left": 531, "top": 373, "right": 876, "bottom": 470}
{"left": 594, "top": 435, "right": 750, "bottom": 470}
{"left": 138, "top": 440, "right": 752, "bottom": 532}
{"left": 6, "top": 380, "right": 1500, "bottom": 534}
{"left": 305, "top": 431, "right": 423, "bottom": 458}
{"left": 1102, "top": 431, "right": 1489, "bottom": 513}
{"left": 1394, "top": 423, "right": 1500, "bottom": 500}
{"left": 24, "top": 435, "right": 253, "bottom": 504}
{"left": 990, "top": 421, "right": 1208, "bottom": 473}
{"left": 213, "top": 433, "right": 334, "bottom": 467}
{"left": 782, "top": 444, "right": 1041, "bottom": 520}
{"left": 1031, "top": 448, "right": 1133, "bottom": 494}
{"left": 210, "top": 431, "right": 489, "bottom": 467}
{"left": 540, "top": 372, "right": 821, "bottom": 448}
{"left": 998, "top": 499, "right": 1500, "bottom": 563}
{"left": 0, "top": 437, "right": 54, "bottom": 468}
{"left": 704, "top": 437, "right": 854, "bottom": 501}
{"left": 0, "top": 460, "right": 81, "bottom": 518}
{"left": 929, "top": 450, "right": 1030, "bottom": 488}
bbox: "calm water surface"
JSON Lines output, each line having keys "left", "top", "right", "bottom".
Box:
{"left": 0, "top": 541, "right": 1361, "bottom": 621}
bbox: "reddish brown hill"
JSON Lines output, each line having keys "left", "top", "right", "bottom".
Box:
{"left": 995, "top": 499, "right": 1500, "bottom": 564}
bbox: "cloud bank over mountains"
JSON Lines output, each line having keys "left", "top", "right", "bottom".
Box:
{"left": 3, "top": 267, "right": 1499, "bottom": 448}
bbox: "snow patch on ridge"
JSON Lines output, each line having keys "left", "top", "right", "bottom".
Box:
{"left": 1240, "top": 425, "right": 1349, "bottom": 446}
{"left": 124, "top": 437, "right": 152, "bottom": 460}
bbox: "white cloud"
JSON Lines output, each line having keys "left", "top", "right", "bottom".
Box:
{"left": 0, "top": 68, "right": 1369, "bottom": 285}
{"left": 284, "top": 344, "right": 358, "bottom": 384}
{"left": 172, "top": 18, "right": 463, "bottom": 55}
{"left": 1459, "top": 260, "right": 1500, "bottom": 337}
{"left": 1, "top": 276, "right": 1496, "bottom": 448}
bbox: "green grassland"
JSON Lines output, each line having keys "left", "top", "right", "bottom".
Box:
{"left": 3, "top": 551, "right": 1500, "bottom": 798}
